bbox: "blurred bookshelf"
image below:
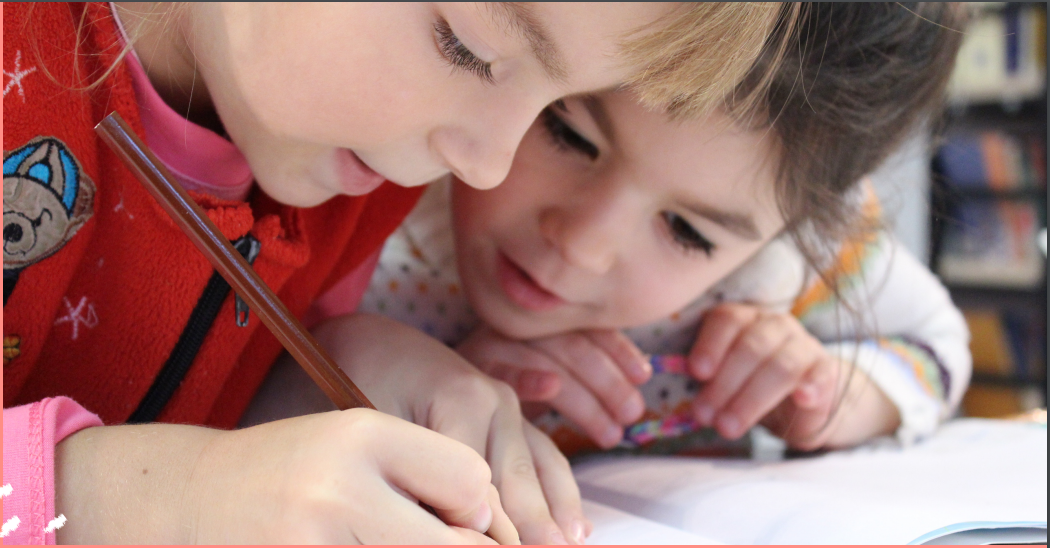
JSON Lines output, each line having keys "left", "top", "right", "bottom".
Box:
{"left": 929, "top": 2, "right": 1047, "bottom": 418}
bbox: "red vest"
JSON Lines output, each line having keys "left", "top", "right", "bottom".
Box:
{"left": 3, "top": 2, "right": 423, "bottom": 428}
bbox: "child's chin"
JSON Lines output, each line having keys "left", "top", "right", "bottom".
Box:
{"left": 255, "top": 176, "right": 333, "bottom": 208}
{"left": 480, "top": 307, "right": 570, "bottom": 341}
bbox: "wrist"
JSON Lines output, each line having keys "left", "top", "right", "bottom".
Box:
{"left": 822, "top": 366, "right": 901, "bottom": 449}
{"left": 54, "top": 423, "right": 220, "bottom": 544}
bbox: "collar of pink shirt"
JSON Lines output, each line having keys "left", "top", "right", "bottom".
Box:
{"left": 115, "top": 5, "right": 254, "bottom": 202}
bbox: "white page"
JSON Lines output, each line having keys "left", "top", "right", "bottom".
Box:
{"left": 577, "top": 419, "right": 1046, "bottom": 544}
{"left": 582, "top": 499, "right": 721, "bottom": 545}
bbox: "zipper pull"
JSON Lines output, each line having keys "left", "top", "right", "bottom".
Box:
{"left": 233, "top": 235, "right": 262, "bottom": 327}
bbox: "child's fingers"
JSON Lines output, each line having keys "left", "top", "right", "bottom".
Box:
{"left": 484, "top": 484, "right": 522, "bottom": 545}
{"left": 546, "top": 372, "right": 628, "bottom": 448}
{"left": 485, "top": 361, "right": 563, "bottom": 401}
{"left": 533, "top": 333, "right": 645, "bottom": 425}
{"left": 524, "top": 422, "right": 589, "bottom": 544}
{"left": 791, "top": 356, "right": 839, "bottom": 410}
{"left": 715, "top": 335, "right": 822, "bottom": 438}
{"left": 468, "top": 340, "right": 565, "bottom": 402}
{"left": 688, "top": 304, "right": 759, "bottom": 380}
{"left": 764, "top": 362, "right": 841, "bottom": 450}
{"left": 425, "top": 374, "right": 506, "bottom": 460}
{"left": 370, "top": 411, "right": 491, "bottom": 511}
{"left": 357, "top": 411, "right": 510, "bottom": 543}
{"left": 584, "top": 329, "right": 652, "bottom": 385}
{"left": 691, "top": 314, "right": 792, "bottom": 425}
{"left": 447, "top": 527, "right": 503, "bottom": 545}
{"left": 422, "top": 375, "right": 552, "bottom": 544}
{"left": 351, "top": 476, "right": 495, "bottom": 544}
{"left": 485, "top": 389, "right": 572, "bottom": 545}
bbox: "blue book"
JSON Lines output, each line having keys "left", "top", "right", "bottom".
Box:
{"left": 940, "top": 134, "right": 988, "bottom": 188}
{"left": 1005, "top": 7, "right": 1020, "bottom": 73}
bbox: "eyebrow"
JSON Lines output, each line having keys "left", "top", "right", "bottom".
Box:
{"left": 682, "top": 201, "right": 762, "bottom": 241}
{"left": 487, "top": 3, "right": 568, "bottom": 83}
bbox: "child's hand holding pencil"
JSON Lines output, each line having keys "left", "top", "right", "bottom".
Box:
{"left": 85, "top": 113, "right": 524, "bottom": 544}
{"left": 55, "top": 406, "right": 516, "bottom": 543}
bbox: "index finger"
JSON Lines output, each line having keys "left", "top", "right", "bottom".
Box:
{"left": 688, "top": 304, "right": 760, "bottom": 380}
{"left": 485, "top": 484, "right": 521, "bottom": 545}
{"left": 585, "top": 330, "right": 651, "bottom": 385}
{"left": 369, "top": 411, "right": 493, "bottom": 522}
{"left": 486, "top": 385, "right": 572, "bottom": 545}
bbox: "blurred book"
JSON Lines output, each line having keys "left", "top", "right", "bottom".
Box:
{"left": 964, "top": 308, "right": 1041, "bottom": 377}
{"left": 962, "top": 384, "right": 1044, "bottom": 417}
{"left": 939, "top": 130, "right": 1046, "bottom": 190}
{"left": 938, "top": 200, "right": 1044, "bottom": 287}
{"left": 962, "top": 308, "right": 1045, "bottom": 418}
{"left": 948, "top": 4, "right": 1046, "bottom": 104}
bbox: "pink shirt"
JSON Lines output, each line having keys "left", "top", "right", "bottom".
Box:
{"left": 121, "top": 30, "right": 375, "bottom": 323}
{"left": 2, "top": 398, "right": 102, "bottom": 544}
{"left": 2, "top": 9, "right": 377, "bottom": 543}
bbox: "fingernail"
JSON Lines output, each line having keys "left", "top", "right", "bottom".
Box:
{"left": 639, "top": 356, "right": 653, "bottom": 377}
{"left": 550, "top": 528, "right": 569, "bottom": 545}
{"left": 602, "top": 424, "right": 623, "bottom": 447}
{"left": 572, "top": 519, "right": 587, "bottom": 544}
{"left": 717, "top": 414, "right": 740, "bottom": 439}
{"left": 468, "top": 501, "right": 495, "bottom": 531}
{"left": 694, "top": 403, "right": 715, "bottom": 426}
{"left": 469, "top": 502, "right": 493, "bottom": 532}
{"left": 620, "top": 395, "right": 644, "bottom": 422}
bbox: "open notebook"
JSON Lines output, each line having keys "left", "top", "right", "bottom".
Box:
{"left": 576, "top": 418, "right": 1047, "bottom": 544}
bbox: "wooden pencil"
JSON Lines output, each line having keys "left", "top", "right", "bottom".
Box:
{"left": 95, "top": 112, "right": 375, "bottom": 412}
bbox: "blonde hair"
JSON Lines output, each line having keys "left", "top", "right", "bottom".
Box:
{"left": 621, "top": 3, "right": 799, "bottom": 119}
{"left": 36, "top": 3, "right": 792, "bottom": 119}
{"left": 26, "top": 3, "right": 188, "bottom": 92}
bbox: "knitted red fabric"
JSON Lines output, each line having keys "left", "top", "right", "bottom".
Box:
{"left": 3, "top": 2, "right": 423, "bottom": 428}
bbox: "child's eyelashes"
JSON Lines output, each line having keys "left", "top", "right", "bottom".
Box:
{"left": 434, "top": 18, "right": 494, "bottom": 84}
{"left": 541, "top": 106, "right": 599, "bottom": 160}
{"left": 539, "top": 108, "right": 712, "bottom": 258}
{"left": 661, "top": 212, "right": 715, "bottom": 256}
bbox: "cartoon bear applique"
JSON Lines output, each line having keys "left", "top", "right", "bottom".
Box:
{"left": 4, "top": 137, "right": 95, "bottom": 304}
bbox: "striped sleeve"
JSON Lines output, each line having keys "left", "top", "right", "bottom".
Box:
{"left": 793, "top": 224, "right": 971, "bottom": 444}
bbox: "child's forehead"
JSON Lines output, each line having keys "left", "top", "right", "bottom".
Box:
{"left": 585, "top": 91, "right": 783, "bottom": 222}
{"left": 597, "top": 91, "right": 772, "bottom": 161}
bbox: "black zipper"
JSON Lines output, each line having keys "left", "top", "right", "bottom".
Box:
{"left": 127, "top": 234, "right": 261, "bottom": 424}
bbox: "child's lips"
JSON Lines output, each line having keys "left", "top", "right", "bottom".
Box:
{"left": 496, "top": 253, "right": 567, "bottom": 312}
{"left": 335, "top": 148, "right": 387, "bottom": 195}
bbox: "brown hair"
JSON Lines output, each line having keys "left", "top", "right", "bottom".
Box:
{"left": 725, "top": 3, "right": 967, "bottom": 434}
{"left": 732, "top": 2, "right": 966, "bottom": 280}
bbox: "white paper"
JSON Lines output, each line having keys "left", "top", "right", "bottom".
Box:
{"left": 582, "top": 499, "right": 721, "bottom": 545}
{"left": 577, "top": 419, "right": 1047, "bottom": 544}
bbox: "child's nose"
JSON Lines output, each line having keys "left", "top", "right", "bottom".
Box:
{"left": 432, "top": 102, "right": 543, "bottom": 191}
{"left": 539, "top": 195, "right": 627, "bottom": 275}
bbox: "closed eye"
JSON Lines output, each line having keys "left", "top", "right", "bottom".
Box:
{"left": 541, "top": 105, "right": 598, "bottom": 160}
{"left": 662, "top": 211, "right": 714, "bottom": 256}
{"left": 435, "top": 18, "right": 494, "bottom": 84}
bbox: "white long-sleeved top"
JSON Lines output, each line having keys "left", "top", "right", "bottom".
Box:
{"left": 359, "top": 179, "right": 972, "bottom": 445}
